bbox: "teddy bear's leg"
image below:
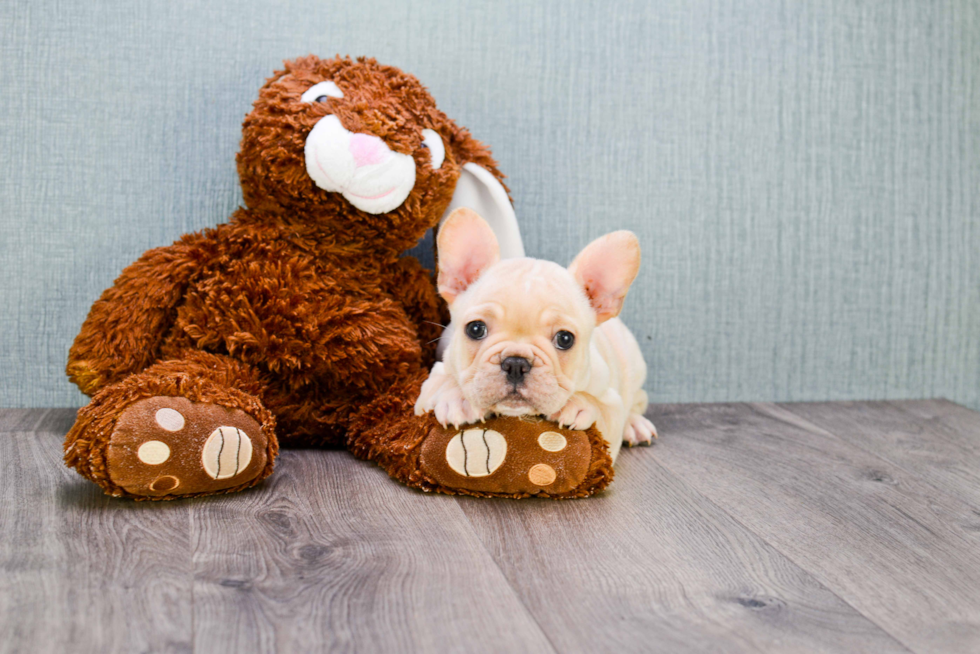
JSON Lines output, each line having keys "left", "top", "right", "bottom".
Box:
{"left": 64, "top": 351, "right": 278, "bottom": 500}
{"left": 346, "top": 371, "right": 615, "bottom": 498}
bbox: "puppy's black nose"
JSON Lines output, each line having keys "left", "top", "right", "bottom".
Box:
{"left": 500, "top": 356, "right": 532, "bottom": 384}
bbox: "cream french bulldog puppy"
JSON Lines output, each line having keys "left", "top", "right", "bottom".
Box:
{"left": 415, "top": 208, "right": 656, "bottom": 463}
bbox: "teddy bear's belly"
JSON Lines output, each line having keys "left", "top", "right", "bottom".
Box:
{"left": 163, "top": 278, "right": 337, "bottom": 372}
{"left": 154, "top": 276, "right": 366, "bottom": 444}
{"left": 157, "top": 257, "right": 420, "bottom": 439}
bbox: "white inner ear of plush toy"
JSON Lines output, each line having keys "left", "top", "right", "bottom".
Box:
{"left": 439, "top": 163, "right": 525, "bottom": 259}
{"left": 421, "top": 129, "right": 445, "bottom": 169}
{"left": 301, "top": 81, "right": 344, "bottom": 102}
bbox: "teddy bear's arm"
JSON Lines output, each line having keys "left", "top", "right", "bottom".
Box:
{"left": 66, "top": 236, "right": 207, "bottom": 396}
{"left": 384, "top": 257, "right": 449, "bottom": 368}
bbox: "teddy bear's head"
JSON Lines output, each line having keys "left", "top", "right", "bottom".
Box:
{"left": 237, "top": 55, "right": 523, "bottom": 257}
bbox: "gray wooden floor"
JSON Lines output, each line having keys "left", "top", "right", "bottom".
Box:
{"left": 2, "top": 400, "right": 980, "bottom": 653}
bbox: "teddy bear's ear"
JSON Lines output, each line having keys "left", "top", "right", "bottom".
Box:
{"left": 438, "top": 163, "right": 525, "bottom": 259}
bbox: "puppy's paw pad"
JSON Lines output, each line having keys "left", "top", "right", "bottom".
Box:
{"left": 624, "top": 413, "right": 657, "bottom": 446}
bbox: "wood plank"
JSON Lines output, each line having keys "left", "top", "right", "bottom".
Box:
{"left": 190, "top": 449, "right": 555, "bottom": 654}
{"left": 0, "top": 408, "right": 77, "bottom": 433}
{"left": 456, "top": 446, "right": 909, "bottom": 653}
{"left": 0, "top": 427, "right": 193, "bottom": 654}
{"left": 890, "top": 399, "right": 980, "bottom": 465}
{"left": 781, "top": 400, "right": 980, "bottom": 511}
{"left": 8, "top": 401, "right": 980, "bottom": 653}
{"left": 0, "top": 408, "right": 44, "bottom": 431}
{"left": 33, "top": 408, "right": 79, "bottom": 435}
{"left": 650, "top": 402, "right": 980, "bottom": 653}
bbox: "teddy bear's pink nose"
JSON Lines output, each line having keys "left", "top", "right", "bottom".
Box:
{"left": 349, "top": 133, "right": 390, "bottom": 168}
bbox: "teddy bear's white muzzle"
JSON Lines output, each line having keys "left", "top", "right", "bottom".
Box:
{"left": 304, "top": 114, "right": 416, "bottom": 214}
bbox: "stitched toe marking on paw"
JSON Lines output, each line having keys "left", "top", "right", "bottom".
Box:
{"left": 149, "top": 475, "right": 180, "bottom": 492}
{"left": 155, "top": 408, "right": 185, "bottom": 432}
{"left": 202, "top": 427, "right": 253, "bottom": 480}
{"left": 446, "top": 429, "right": 507, "bottom": 477}
{"left": 137, "top": 440, "right": 171, "bottom": 465}
{"left": 528, "top": 463, "right": 557, "bottom": 486}
{"left": 538, "top": 431, "right": 567, "bottom": 452}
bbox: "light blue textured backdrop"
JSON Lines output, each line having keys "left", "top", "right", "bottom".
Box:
{"left": 1, "top": 0, "right": 978, "bottom": 410}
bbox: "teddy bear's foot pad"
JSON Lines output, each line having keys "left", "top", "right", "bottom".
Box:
{"left": 106, "top": 396, "right": 269, "bottom": 497}
{"left": 418, "top": 417, "right": 594, "bottom": 495}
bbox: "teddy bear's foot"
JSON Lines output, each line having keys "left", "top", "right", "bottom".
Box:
{"left": 345, "top": 373, "right": 612, "bottom": 498}
{"left": 416, "top": 416, "right": 614, "bottom": 498}
{"left": 104, "top": 396, "right": 271, "bottom": 498}
{"left": 64, "top": 352, "right": 279, "bottom": 500}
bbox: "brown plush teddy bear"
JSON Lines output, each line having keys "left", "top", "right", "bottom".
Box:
{"left": 64, "top": 55, "right": 614, "bottom": 500}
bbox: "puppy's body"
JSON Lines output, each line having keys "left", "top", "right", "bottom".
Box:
{"left": 416, "top": 210, "right": 656, "bottom": 463}
{"left": 578, "top": 315, "right": 651, "bottom": 461}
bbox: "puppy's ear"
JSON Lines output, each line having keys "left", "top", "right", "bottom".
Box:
{"left": 568, "top": 231, "right": 641, "bottom": 324}
{"left": 437, "top": 208, "right": 500, "bottom": 304}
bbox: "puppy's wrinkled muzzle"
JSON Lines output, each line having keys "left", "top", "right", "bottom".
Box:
{"left": 501, "top": 356, "right": 532, "bottom": 385}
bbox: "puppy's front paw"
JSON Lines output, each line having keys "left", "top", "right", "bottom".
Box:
{"left": 415, "top": 363, "right": 455, "bottom": 416}
{"left": 432, "top": 387, "right": 483, "bottom": 428}
{"left": 550, "top": 395, "right": 599, "bottom": 431}
{"left": 623, "top": 413, "right": 658, "bottom": 446}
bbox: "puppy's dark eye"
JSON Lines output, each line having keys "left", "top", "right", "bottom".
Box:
{"left": 466, "top": 321, "right": 488, "bottom": 340}
{"left": 420, "top": 142, "right": 429, "bottom": 148}
{"left": 554, "top": 330, "right": 575, "bottom": 350}
{"left": 315, "top": 95, "right": 329, "bottom": 103}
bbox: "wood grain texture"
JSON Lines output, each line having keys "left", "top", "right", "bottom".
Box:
{"left": 5, "top": 402, "right": 980, "bottom": 653}
{"left": 0, "top": 408, "right": 76, "bottom": 432}
{"left": 781, "top": 400, "right": 980, "bottom": 512}
{"left": 0, "top": 428, "right": 193, "bottom": 654}
{"left": 650, "top": 402, "right": 980, "bottom": 653}
{"left": 189, "top": 450, "right": 554, "bottom": 654}
{"left": 457, "top": 450, "right": 910, "bottom": 653}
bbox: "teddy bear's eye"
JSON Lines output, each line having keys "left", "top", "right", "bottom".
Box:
{"left": 301, "top": 81, "right": 344, "bottom": 104}
{"left": 421, "top": 129, "right": 445, "bottom": 169}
